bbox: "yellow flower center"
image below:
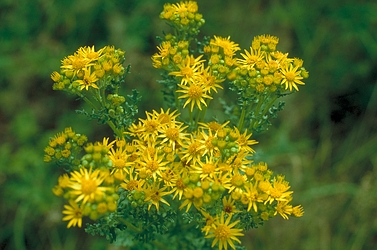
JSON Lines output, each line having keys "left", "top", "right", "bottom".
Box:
{"left": 202, "top": 163, "right": 215, "bottom": 174}
{"left": 146, "top": 160, "right": 159, "bottom": 172}
{"left": 181, "top": 66, "right": 193, "bottom": 78}
{"left": 270, "top": 187, "right": 282, "bottom": 198}
{"left": 126, "top": 180, "right": 139, "bottom": 190}
{"left": 81, "top": 178, "right": 97, "bottom": 195}
{"left": 113, "top": 158, "right": 126, "bottom": 169}
{"left": 214, "top": 224, "right": 231, "bottom": 240}
{"left": 231, "top": 175, "right": 244, "bottom": 187}
{"left": 166, "top": 127, "right": 180, "bottom": 140}
{"left": 188, "top": 85, "right": 202, "bottom": 99}
{"left": 188, "top": 142, "right": 200, "bottom": 154}
{"left": 72, "top": 58, "right": 87, "bottom": 70}
{"left": 285, "top": 71, "right": 296, "bottom": 82}
{"left": 176, "top": 178, "right": 186, "bottom": 190}
{"left": 145, "top": 120, "right": 159, "bottom": 132}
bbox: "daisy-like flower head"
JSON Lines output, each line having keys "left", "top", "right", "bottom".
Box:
{"left": 78, "top": 45, "right": 105, "bottom": 62}
{"left": 210, "top": 36, "right": 240, "bottom": 57}
{"left": 205, "top": 212, "right": 244, "bottom": 250}
{"left": 222, "top": 196, "right": 240, "bottom": 215}
{"left": 144, "top": 182, "right": 172, "bottom": 211}
{"left": 75, "top": 67, "right": 99, "bottom": 91}
{"left": 280, "top": 63, "right": 305, "bottom": 91}
{"left": 69, "top": 167, "right": 108, "bottom": 204}
{"left": 62, "top": 200, "right": 83, "bottom": 228}
{"left": 196, "top": 65, "right": 224, "bottom": 94}
{"left": 238, "top": 47, "right": 263, "bottom": 71}
{"left": 157, "top": 121, "right": 188, "bottom": 150}
{"left": 177, "top": 82, "right": 213, "bottom": 112}
{"left": 169, "top": 55, "right": 204, "bottom": 85}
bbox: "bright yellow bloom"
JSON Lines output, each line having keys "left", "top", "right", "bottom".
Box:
{"left": 69, "top": 167, "right": 108, "bottom": 204}
{"left": 144, "top": 182, "right": 172, "bottom": 211}
{"left": 158, "top": 122, "right": 188, "bottom": 150}
{"left": 205, "top": 212, "right": 244, "bottom": 250}
{"left": 169, "top": 55, "right": 204, "bottom": 85}
{"left": 196, "top": 65, "right": 224, "bottom": 93}
{"left": 78, "top": 45, "right": 105, "bottom": 62}
{"left": 75, "top": 67, "right": 99, "bottom": 91}
{"left": 275, "top": 200, "right": 293, "bottom": 220}
{"left": 241, "top": 182, "right": 263, "bottom": 212}
{"left": 210, "top": 36, "right": 240, "bottom": 57}
{"left": 238, "top": 47, "right": 263, "bottom": 71}
{"left": 222, "top": 196, "right": 239, "bottom": 215}
{"left": 177, "top": 82, "right": 212, "bottom": 111}
{"left": 137, "top": 150, "right": 168, "bottom": 181}
{"left": 62, "top": 200, "right": 83, "bottom": 228}
{"left": 280, "top": 63, "right": 305, "bottom": 91}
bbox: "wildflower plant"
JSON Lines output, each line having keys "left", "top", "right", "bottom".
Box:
{"left": 46, "top": 1, "right": 307, "bottom": 249}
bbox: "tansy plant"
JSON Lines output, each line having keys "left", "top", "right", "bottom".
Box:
{"left": 46, "top": 1, "right": 307, "bottom": 249}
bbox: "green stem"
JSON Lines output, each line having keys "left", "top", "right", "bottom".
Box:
{"left": 237, "top": 101, "right": 247, "bottom": 132}
{"left": 117, "top": 218, "right": 143, "bottom": 234}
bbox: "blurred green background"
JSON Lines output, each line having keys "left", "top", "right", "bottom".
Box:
{"left": 1, "top": 0, "right": 377, "bottom": 249}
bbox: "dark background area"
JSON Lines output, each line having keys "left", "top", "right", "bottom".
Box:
{"left": 1, "top": 0, "right": 377, "bottom": 249}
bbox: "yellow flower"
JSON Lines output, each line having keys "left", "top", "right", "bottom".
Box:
{"left": 205, "top": 212, "right": 244, "bottom": 250}
{"left": 62, "top": 200, "right": 83, "bottom": 228}
{"left": 190, "top": 156, "right": 219, "bottom": 181}
{"left": 108, "top": 147, "right": 132, "bottom": 174}
{"left": 157, "top": 121, "right": 188, "bottom": 150}
{"left": 78, "top": 45, "right": 105, "bottom": 62}
{"left": 177, "top": 82, "right": 212, "bottom": 111}
{"left": 69, "top": 167, "right": 108, "bottom": 204}
{"left": 210, "top": 36, "right": 240, "bottom": 57}
{"left": 137, "top": 150, "right": 168, "bottom": 181}
{"left": 179, "top": 135, "right": 205, "bottom": 164}
{"left": 144, "top": 182, "right": 172, "bottom": 211}
{"left": 222, "top": 196, "right": 239, "bottom": 215}
{"left": 75, "top": 67, "right": 99, "bottom": 91}
{"left": 61, "top": 53, "right": 92, "bottom": 78}
{"left": 292, "top": 205, "right": 304, "bottom": 217}
{"left": 196, "top": 65, "right": 224, "bottom": 93}
{"left": 238, "top": 47, "right": 263, "bottom": 71}
{"left": 241, "top": 182, "right": 263, "bottom": 212}
{"left": 280, "top": 63, "right": 305, "bottom": 91}
{"left": 275, "top": 200, "right": 293, "bottom": 220}
{"left": 169, "top": 55, "right": 204, "bottom": 85}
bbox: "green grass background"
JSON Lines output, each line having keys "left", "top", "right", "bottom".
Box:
{"left": 1, "top": 0, "right": 376, "bottom": 249}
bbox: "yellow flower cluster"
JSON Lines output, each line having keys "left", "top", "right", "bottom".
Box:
{"left": 48, "top": 1, "right": 307, "bottom": 249}
{"left": 159, "top": 1, "right": 204, "bottom": 36}
{"left": 51, "top": 45, "right": 126, "bottom": 92}
{"left": 235, "top": 35, "right": 309, "bottom": 92}
{"left": 44, "top": 127, "right": 87, "bottom": 163}
{"left": 52, "top": 137, "right": 122, "bottom": 228}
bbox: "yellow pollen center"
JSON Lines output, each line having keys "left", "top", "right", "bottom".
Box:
{"left": 114, "top": 158, "right": 126, "bottom": 169}
{"left": 202, "top": 163, "right": 215, "bottom": 174}
{"left": 181, "top": 67, "right": 193, "bottom": 77}
{"left": 188, "top": 85, "right": 202, "bottom": 99}
{"left": 285, "top": 72, "right": 296, "bottom": 81}
{"left": 232, "top": 176, "right": 244, "bottom": 187}
{"left": 72, "top": 58, "right": 86, "bottom": 70}
{"left": 81, "top": 179, "right": 97, "bottom": 195}
{"left": 126, "top": 180, "right": 138, "bottom": 190}
{"left": 176, "top": 178, "right": 186, "bottom": 189}
{"left": 166, "top": 128, "right": 179, "bottom": 140}
{"left": 146, "top": 160, "right": 159, "bottom": 172}
{"left": 145, "top": 120, "right": 159, "bottom": 132}
{"left": 215, "top": 224, "right": 231, "bottom": 240}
